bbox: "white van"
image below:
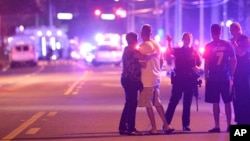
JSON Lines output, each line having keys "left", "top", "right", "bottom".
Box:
{"left": 8, "top": 43, "right": 38, "bottom": 68}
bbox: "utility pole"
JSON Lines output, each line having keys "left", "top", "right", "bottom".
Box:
{"left": 174, "top": 0, "right": 182, "bottom": 46}
{"left": 154, "top": 0, "right": 160, "bottom": 32}
{"left": 127, "top": 2, "right": 135, "bottom": 32}
{"left": 49, "top": 0, "right": 53, "bottom": 27}
{"left": 199, "top": 0, "right": 204, "bottom": 47}
{"left": 222, "top": 3, "right": 228, "bottom": 40}
{"left": 164, "top": 1, "right": 170, "bottom": 36}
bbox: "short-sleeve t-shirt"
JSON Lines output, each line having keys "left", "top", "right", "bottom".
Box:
{"left": 138, "top": 40, "right": 162, "bottom": 87}
{"left": 203, "top": 39, "right": 236, "bottom": 81}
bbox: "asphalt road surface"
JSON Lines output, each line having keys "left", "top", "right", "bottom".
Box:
{"left": 0, "top": 60, "right": 232, "bottom": 141}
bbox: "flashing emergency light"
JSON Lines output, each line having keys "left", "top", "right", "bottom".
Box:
{"left": 115, "top": 9, "right": 127, "bottom": 18}
{"left": 46, "top": 31, "right": 52, "bottom": 36}
{"left": 57, "top": 30, "right": 63, "bottom": 36}
{"left": 95, "top": 33, "right": 121, "bottom": 46}
{"left": 18, "top": 25, "right": 24, "bottom": 32}
{"left": 94, "top": 9, "right": 101, "bottom": 16}
{"left": 226, "top": 20, "right": 233, "bottom": 27}
{"left": 41, "top": 37, "right": 47, "bottom": 56}
{"left": 101, "top": 14, "right": 115, "bottom": 20}
{"left": 56, "top": 42, "right": 61, "bottom": 49}
{"left": 37, "top": 31, "right": 43, "bottom": 36}
{"left": 199, "top": 47, "right": 205, "bottom": 55}
{"left": 161, "top": 46, "right": 167, "bottom": 53}
{"left": 95, "top": 33, "right": 105, "bottom": 42}
{"left": 154, "top": 35, "right": 161, "bottom": 43}
{"left": 50, "top": 37, "right": 56, "bottom": 50}
{"left": 8, "top": 37, "right": 13, "bottom": 43}
{"left": 57, "top": 13, "right": 73, "bottom": 20}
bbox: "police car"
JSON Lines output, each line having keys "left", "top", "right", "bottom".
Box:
{"left": 86, "top": 44, "right": 123, "bottom": 67}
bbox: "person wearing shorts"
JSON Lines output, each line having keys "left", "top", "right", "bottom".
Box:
{"left": 138, "top": 87, "right": 162, "bottom": 107}
{"left": 203, "top": 24, "right": 237, "bottom": 133}
{"left": 205, "top": 81, "right": 232, "bottom": 104}
{"left": 138, "top": 24, "right": 174, "bottom": 134}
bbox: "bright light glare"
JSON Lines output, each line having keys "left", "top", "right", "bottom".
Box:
{"left": 85, "top": 53, "right": 95, "bottom": 62}
{"left": 95, "top": 33, "right": 105, "bottom": 42}
{"left": 154, "top": 35, "right": 161, "bottom": 42}
{"left": 161, "top": 47, "right": 167, "bottom": 53}
{"left": 199, "top": 47, "right": 205, "bottom": 55}
{"left": 50, "top": 37, "right": 56, "bottom": 50}
{"left": 115, "top": 9, "right": 127, "bottom": 18}
{"left": 57, "top": 30, "right": 62, "bottom": 36}
{"left": 101, "top": 14, "right": 115, "bottom": 20}
{"left": 80, "top": 43, "right": 95, "bottom": 52}
{"left": 37, "top": 31, "right": 43, "bottom": 36}
{"left": 71, "top": 51, "right": 80, "bottom": 59}
{"left": 226, "top": 20, "right": 233, "bottom": 27}
{"left": 8, "top": 37, "right": 13, "bottom": 43}
{"left": 46, "top": 30, "right": 52, "bottom": 36}
{"left": 95, "top": 33, "right": 121, "bottom": 46}
{"left": 56, "top": 42, "right": 61, "bottom": 49}
{"left": 95, "top": 9, "right": 101, "bottom": 16}
{"left": 41, "top": 37, "right": 47, "bottom": 56}
{"left": 57, "top": 13, "right": 73, "bottom": 20}
{"left": 51, "top": 55, "right": 57, "bottom": 60}
{"left": 18, "top": 25, "right": 24, "bottom": 32}
{"left": 194, "top": 39, "right": 199, "bottom": 46}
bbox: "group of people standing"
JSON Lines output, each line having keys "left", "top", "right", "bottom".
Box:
{"left": 118, "top": 22, "right": 250, "bottom": 136}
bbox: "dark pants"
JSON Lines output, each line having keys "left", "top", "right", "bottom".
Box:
{"left": 165, "top": 79, "right": 193, "bottom": 127}
{"left": 119, "top": 78, "right": 141, "bottom": 132}
{"left": 233, "top": 75, "right": 250, "bottom": 124}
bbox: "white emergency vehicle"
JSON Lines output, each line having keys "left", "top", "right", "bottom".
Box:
{"left": 7, "top": 26, "right": 69, "bottom": 63}
{"left": 85, "top": 33, "right": 123, "bottom": 66}
{"left": 7, "top": 34, "right": 38, "bottom": 67}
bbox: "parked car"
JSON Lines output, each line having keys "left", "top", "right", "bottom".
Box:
{"left": 86, "top": 45, "right": 123, "bottom": 67}
{"left": 8, "top": 43, "right": 38, "bottom": 68}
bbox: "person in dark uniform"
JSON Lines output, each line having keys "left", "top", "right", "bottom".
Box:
{"left": 165, "top": 32, "right": 202, "bottom": 131}
{"left": 230, "top": 22, "right": 250, "bottom": 125}
{"left": 203, "top": 24, "right": 237, "bottom": 132}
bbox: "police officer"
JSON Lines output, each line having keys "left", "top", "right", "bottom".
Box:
{"left": 165, "top": 32, "right": 202, "bottom": 131}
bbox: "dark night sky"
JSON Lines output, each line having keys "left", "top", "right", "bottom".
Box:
{"left": 0, "top": 0, "right": 249, "bottom": 42}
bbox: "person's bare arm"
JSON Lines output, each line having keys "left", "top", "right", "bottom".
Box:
{"left": 166, "top": 35, "right": 173, "bottom": 54}
{"left": 230, "top": 55, "right": 237, "bottom": 79}
{"left": 134, "top": 49, "right": 159, "bottom": 61}
{"left": 204, "top": 58, "right": 209, "bottom": 80}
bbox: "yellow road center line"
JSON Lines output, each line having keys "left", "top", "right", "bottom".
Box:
{"left": 72, "top": 91, "right": 79, "bottom": 95}
{"left": 2, "top": 112, "right": 45, "bottom": 140}
{"left": 64, "top": 71, "right": 91, "bottom": 95}
{"left": 47, "top": 112, "right": 57, "bottom": 117}
{"left": 25, "top": 128, "right": 40, "bottom": 135}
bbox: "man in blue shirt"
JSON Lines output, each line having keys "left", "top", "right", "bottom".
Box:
{"left": 203, "top": 24, "right": 237, "bottom": 132}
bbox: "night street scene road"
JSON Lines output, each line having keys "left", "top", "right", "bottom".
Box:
{"left": 0, "top": 0, "right": 250, "bottom": 141}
